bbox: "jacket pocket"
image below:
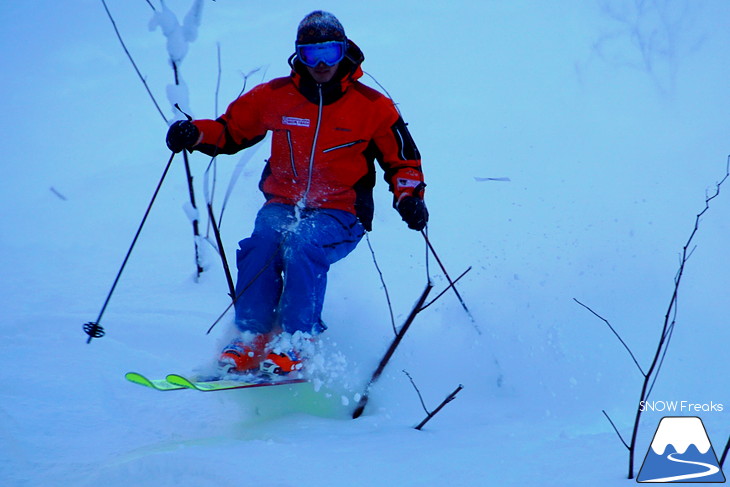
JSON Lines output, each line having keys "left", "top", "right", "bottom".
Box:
{"left": 322, "top": 139, "right": 366, "bottom": 153}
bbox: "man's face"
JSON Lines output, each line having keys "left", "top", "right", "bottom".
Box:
{"left": 306, "top": 62, "right": 340, "bottom": 84}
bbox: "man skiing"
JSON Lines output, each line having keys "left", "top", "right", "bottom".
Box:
{"left": 166, "top": 11, "right": 427, "bottom": 377}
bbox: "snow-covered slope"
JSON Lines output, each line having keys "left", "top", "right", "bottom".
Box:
{"left": 1, "top": 1, "right": 728, "bottom": 486}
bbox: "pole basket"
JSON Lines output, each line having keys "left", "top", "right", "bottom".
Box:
{"left": 83, "top": 322, "right": 106, "bottom": 343}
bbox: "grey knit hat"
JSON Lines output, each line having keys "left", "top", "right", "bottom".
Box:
{"left": 296, "top": 11, "right": 346, "bottom": 44}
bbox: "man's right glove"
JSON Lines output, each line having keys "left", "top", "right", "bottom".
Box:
{"left": 397, "top": 196, "right": 429, "bottom": 231}
{"left": 166, "top": 120, "right": 200, "bottom": 153}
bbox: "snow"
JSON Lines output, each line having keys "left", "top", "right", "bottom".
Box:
{"left": 148, "top": 0, "right": 203, "bottom": 65}
{"left": 650, "top": 417, "right": 712, "bottom": 455}
{"left": 1, "top": 1, "right": 729, "bottom": 486}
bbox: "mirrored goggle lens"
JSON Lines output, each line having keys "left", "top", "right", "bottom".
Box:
{"left": 297, "top": 41, "right": 345, "bottom": 67}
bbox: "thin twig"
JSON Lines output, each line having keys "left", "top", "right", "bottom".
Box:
{"left": 646, "top": 317, "right": 676, "bottom": 401}
{"left": 205, "top": 157, "right": 218, "bottom": 239}
{"left": 421, "top": 230, "right": 477, "bottom": 329}
{"left": 720, "top": 435, "right": 729, "bottom": 468}
{"left": 624, "top": 156, "right": 730, "bottom": 479}
{"left": 365, "top": 233, "right": 397, "bottom": 335}
{"left": 644, "top": 155, "right": 730, "bottom": 399}
{"left": 100, "top": 0, "right": 169, "bottom": 124}
{"left": 206, "top": 236, "right": 287, "bottom": 335}
{"left": 363, "top": 70, "right": 401, "bottom": 116}
{"left": 423, "top": 226, "right": 431, "bottom": 283}
{"left": 403, "top": 370, "right": 429, "bottom": 414}
{"left": 215, "top": 42, "right": 222, "bottom": 115}
{"left": 602, "top": 410, "right": 630, "bottom": 450}
{"left": 420, "top": 267, "right": 472, "bottom": 312}
{"left": 352, "top": 283, "right": 433, "bottom": 419}
{"left": 415, "top": 384, "right": 464, "bottom": 431}
{"left": 204, "top": 43, "right": 223, "bottom": 239}
{"left": 49, "top": 187, "right": 68, "bottom": 201}
{"left": 211, "top": 68, "right": 262, "bottom": 228}
{"left": 574, "top": 298, "right": 646, "bottom": 376}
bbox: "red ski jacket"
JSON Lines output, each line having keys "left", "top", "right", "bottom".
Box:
{"left": 190, "top": 41, "right": 424, "bottom": 230}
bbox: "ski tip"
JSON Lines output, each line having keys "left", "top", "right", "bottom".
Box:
{"left": 165, "top": 374, "right": 198, "bottom": 389}
{"left": 125, "top": 371, "right": 149, "bottom": 384}
{"left": 125, "top": 372, "right": 186, "bottom": 391}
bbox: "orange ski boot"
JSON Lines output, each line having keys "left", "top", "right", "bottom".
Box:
{"left": 218, "top": 332, "right": 270, "bottom": 374}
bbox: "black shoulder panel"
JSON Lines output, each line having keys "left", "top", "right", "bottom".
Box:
{"left": 391, "top": 117, "right": 421, "bottom": 161}
{"left": 353, "top": 141, "right": 380, "bottom": 231}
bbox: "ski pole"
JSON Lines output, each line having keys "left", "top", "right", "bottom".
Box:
{"left": 83, "top": 151, "right": 177, "bottom": 344}
{"left": 420, "top": 230, "right": 475, "bottom": 323}
{"left": 207, "top": 202, "right": 235, "bottom": 300}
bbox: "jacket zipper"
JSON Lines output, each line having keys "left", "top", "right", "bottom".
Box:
{"left": 302, "top": 84, "right": 324, "bottom": 206}
{"left": 322, "top": 139, "right": 366, "bottom": 153}
{"left": 285, "top": 129, "right": 298, "bottom": 178}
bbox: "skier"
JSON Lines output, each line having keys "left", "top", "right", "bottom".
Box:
{"left": 166, "top": 10, "right": 428, "bottom": 377}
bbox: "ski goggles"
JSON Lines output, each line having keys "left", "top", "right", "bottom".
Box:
{"left": 296, "top": 40, "right": 346, "bottom": 67}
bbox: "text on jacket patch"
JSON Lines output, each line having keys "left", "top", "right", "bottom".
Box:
{"left": 282, "top": 116, "right": 311, "bottom": 127}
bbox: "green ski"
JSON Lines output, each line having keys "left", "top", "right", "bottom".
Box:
{"left": 125, "top": 372, "right": 185, "bottom": 391}
{"left": 166, "top": 374, "right": 307, "bottom": 391}
{"left": 125, "top": 371, "right": 307, "bottom": 392}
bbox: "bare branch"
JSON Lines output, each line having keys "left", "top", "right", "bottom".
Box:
{"left": 101, "top": 0, "right": 169, "bottom": 124}
{"left": 50, "top": 187, "right": 67, "bottom": 201}
{"left": 421, "top": 230, "right": 477, "bottom": 328}
{"left": 624, "top": 155, "right": 730, "bottom": 479}
{"left": 352, "top": 283, "right": 433, "bottom": 419}
{"left": 215, "top": 42, "right": 222, "bottom": 115}
{"left": 402, "top": 370, "right": 430, "bottom": 414}
{"left": 574, "top": 298, "right": 645, "bottom": 376}
{"left": 365, "top": 234, "right": 397, "bottom": 335}
{"left": 420, "top": 267, "right": 472, "bottom": 312}
{"left": 646, "top": 321, "right": 675, "bottom": 401}
{"left": 644, "top": 154, "right": 730, "bottom": 395}
{"left": 204, "top": 70, "right": 262, "bottom": 232}
{"left": 415, "top": 384, "right": 464, "bottom": 431}
{"left": 206, "top": 236, "right": 289, "bottom": 335}
{"left": 603, "top": 410, "right": 630, "bottom": 451}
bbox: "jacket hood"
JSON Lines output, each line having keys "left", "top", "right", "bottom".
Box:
{"left": 289, "top": 39, "right": 365, "bottom": 105}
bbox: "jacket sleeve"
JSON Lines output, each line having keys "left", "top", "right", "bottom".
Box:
{"left": 371, "top": 100, "right": 426, "bottom": 206}
{"left": 191, "top": 84, "right": 268, "bottom": 157}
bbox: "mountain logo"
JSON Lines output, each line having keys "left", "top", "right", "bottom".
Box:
{"left": 637, "top": 416, "right": 726, "bottom": 483}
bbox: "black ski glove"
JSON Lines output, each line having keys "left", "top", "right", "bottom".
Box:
{"left": 166, "top": 120, "right": 200, "bottom": 153}
{"left": 397, "top": 196, "right": 429, "bottom": 231}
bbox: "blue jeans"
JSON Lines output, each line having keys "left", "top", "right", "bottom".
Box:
{"left": 234, "top": 203, "right": 365, "bottom": 335}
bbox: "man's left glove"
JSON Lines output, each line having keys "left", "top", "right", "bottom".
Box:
{"left": 397, "top": 196, "right": 429, "bottom": 231}
{"left": 166, "top": 120, "right": 200, "bottom": 153}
